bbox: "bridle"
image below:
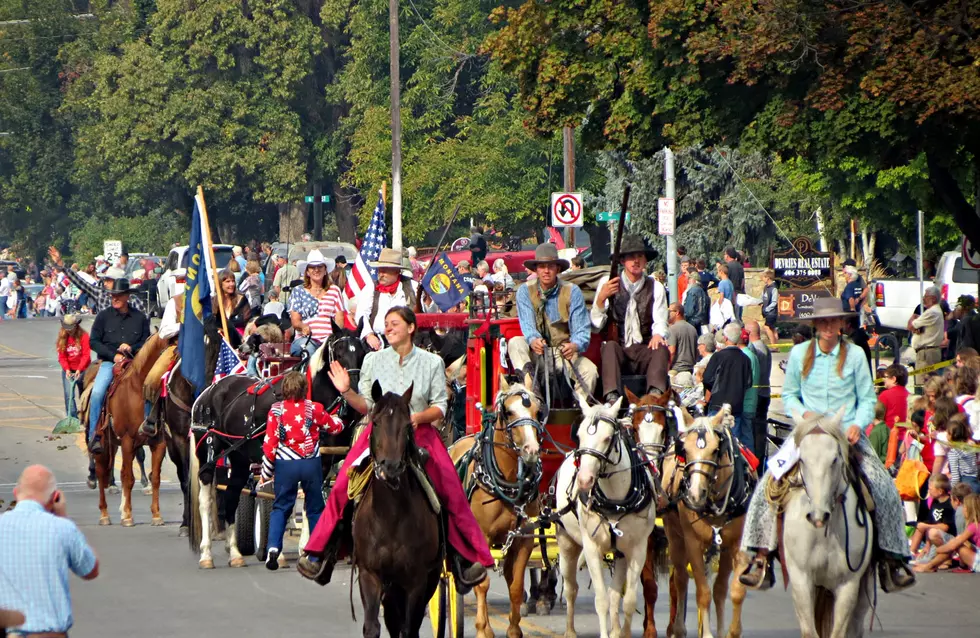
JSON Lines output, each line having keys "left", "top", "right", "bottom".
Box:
{"left": 327, "top": 333, "right": 362, "bottom": 378}
{"left": 369, "top": 407, "right": 414, "bottom": 490}
{"left": 574, "top": 412, "right": 624, "bottom": 471}
{"left": 797, "top": 427, "right": 850, "bottom": 520}
{"left": 627, "top": 400, "right": 677, "bottom": 463}
{"left": 494, "top": 389, "right": 544, "bottom": 451}
{"left": 679, "top": 425, "right": 735, "bottom": 516}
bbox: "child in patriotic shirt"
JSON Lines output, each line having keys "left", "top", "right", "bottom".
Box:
{"left": 260, "top": 370, "right": 343, "bottom": 570}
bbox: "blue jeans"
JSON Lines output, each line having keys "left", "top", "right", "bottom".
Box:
{"left": 290, "top": 338, "right": 320, "bottom": 357}
{"left": 61, "top": 370, "right": 79, "bottom": 418}
{"left": 0, "top": 296, "right": 6, "bottom": 319}
{"left": 246, "top": 354, "right": 259, "bottom": 377}
{"left": 268, "top": 457, "right": 325, "bottom": 552}
{"left": 88, "top": 361, "right": 115, "bottom": 441}
{"left": 707, "top": 406, "right": 753, "bottom": 452}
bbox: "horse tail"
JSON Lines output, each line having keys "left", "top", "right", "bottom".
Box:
{"left": 815, "top": 586, "right": 834, "bottom": 638}
{"left": 188, "top": 428, "right": 202, "bottom": 553}
{"left": 651, "top": 525, "right": 671, "bottom": 580}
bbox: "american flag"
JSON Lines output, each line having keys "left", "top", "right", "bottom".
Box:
{"left": 213, "top": 339, "right": 247, "bottom": 382}
{"left": 345, "top": 189, "right": 386, "bottom": 302}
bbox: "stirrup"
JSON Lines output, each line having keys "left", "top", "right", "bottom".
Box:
{"left": 878, "top": 560, "right": 915, "bottom": 593}
{"left": 738, "top": 553, "right": 774, "bottom": 591}
{"left": 140, "top": 420, "right": 158, "bottom": 437}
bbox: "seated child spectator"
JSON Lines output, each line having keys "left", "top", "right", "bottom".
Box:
{"left": 866, "top": 401, "right": 890, "bottom": 464}
{"left": 911, "top": 475, "right": 957, "bottom": 563}
{"left": 951, "top": 482, "right": 974, "bottom": 540}
{"left": 914, "top": 493, "right": 980, "bottom": 573}
{"left": 946, "top": 413, "right": 980, "bottom": 492}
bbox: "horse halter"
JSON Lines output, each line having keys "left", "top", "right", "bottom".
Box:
{"left": 798, "top": 427, "right": 850, "bottom": 517}
{"left": 627, "top": 400, "right": 677, "bottom": 461}
{"left": 680, "top": 425, "right": 734, "bottom": 514}
{"left": 328, "top": 333, "right": 362, "bottom": 377}
{"left": 574, "top": 412, "right": 623, "bottom": 468}
{"left": 495, "top": 390, "right": 544, "bottom": 450}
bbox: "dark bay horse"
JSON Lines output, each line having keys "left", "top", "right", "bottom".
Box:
{"left": 188, "top": 322, "right": 366, "bottom": 568}
{"left": 354, "top": 381, "right": 442, "bottom": 638}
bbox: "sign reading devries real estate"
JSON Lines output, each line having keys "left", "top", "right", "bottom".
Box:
{"left": 770, "top": 237, "right": 834, "bottom": 291}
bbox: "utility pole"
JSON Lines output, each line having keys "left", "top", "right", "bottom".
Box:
{"left": 664, "top": 148, "right": 678, "bottom": 301}
{"left": 313, "top": 184, "right": 323, "bottom": 241}
{"left": 389, "top": 0, "right": 403, "bottom": 251}
{"left": 563, "top": 126, "right": 575, "bottom": 248}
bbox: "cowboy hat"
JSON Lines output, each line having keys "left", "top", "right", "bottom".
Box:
{"left": 103, "top": 266, "right": 126, "bottom": 280}
{"left": 305, "top": 249, "right": 328, "bottom": 267}
{"left": 523, "top": 243, "right": 570, "bottom": 272}
{"left": 61, "top": 314, "right": 80, "bottom": 329}
{"left": 613, "top": 234, "right": 657, "bottom": 261}
{"left": 369, "top": 247, "right": 404, "bottom": 270}
{"left": 789, "top": 296, "right": 855, "bottom": 322}
{"left": 107, "top": 278, "right": 133, "bottom": 295}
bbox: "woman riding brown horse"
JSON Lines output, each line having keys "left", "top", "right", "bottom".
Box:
{"left": 449, "top": 373, "right": 543, "bottom": 638}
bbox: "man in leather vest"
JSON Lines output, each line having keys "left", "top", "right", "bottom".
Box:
{"left": 355, "top": 247, "right": 418, "bottom": 350}
{"left": 591, "top": 235, "right": 670, "bottom": 404}
{"left": 508, "top": 243, "right": 597, "bottom": 401}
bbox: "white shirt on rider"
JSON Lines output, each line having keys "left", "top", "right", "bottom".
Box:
{"left": 158, "top": 297, "right": 181, "bottom": 340}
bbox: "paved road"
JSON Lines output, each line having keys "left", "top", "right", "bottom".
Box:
{"left": 0, "top": 318, "right": 975, "bottom": 637}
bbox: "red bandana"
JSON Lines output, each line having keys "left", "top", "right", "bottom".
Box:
{"left": 377, "top": 281, "right": 400, "bottom": 294}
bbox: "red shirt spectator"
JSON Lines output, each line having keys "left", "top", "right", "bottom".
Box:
{"left": 878, "top": 385, "right": 909, "bottom": 430}
{"left": 58, "top": 332, "right": 91, "bottom": 373}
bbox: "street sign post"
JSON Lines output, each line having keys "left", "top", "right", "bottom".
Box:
{"left": 551, "top": 192, "right": 584, "bottom": 228}
{"left": 658, "top": 197, "right": 675, "bottom": 236}
{"left": 103, "top": 240, "right": 122, "bottom": 265}
{"left": 304, "top": 195, "right": 330, "bottom": 203}
{"left": 962, "top": 237, "right": 980, "bottom": 269}
{"left": 595, "top": 211, "right": 631, "bottom": 223}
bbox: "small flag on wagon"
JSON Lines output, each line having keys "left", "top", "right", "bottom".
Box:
{"left": 213, "top": 340, "right": 247, "bottom": 382}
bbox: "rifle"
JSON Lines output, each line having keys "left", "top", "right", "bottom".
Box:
{"left": 605, "top": 183, "right": 631, "bottom": 341}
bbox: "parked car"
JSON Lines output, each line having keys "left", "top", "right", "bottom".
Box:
{"left": 156, "top": 244, "right": 236, "bottom": 309}
{"left": 873, "top": 249, "right": 980, "bottom": 331}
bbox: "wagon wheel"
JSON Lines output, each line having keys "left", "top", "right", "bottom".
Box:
{"left": 427, "top": 566, "right": 463, "bottom": 638}
{"left": 235, "top": 492, "right": 257, "bottom": 556}
{"left": 254, "top": 497, "right": 272, "bottom": 561}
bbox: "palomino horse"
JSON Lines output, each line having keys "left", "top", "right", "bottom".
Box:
{"left": 780, "top": 410, "right": 874, "bottom": 638}
{"left": 660, "top": 405, "right": 752, "bottom": 638}
{"left": 90, "top": 333, "right": 172, "bottom": 526}
{"left": 449, "top": 374, "right": 543, "bottom": 638}
{"left": 622, "top": 388, "right": 679, "bottom": 638}
{"left": 354, "top": 382, "right": 442, "bottom": 638}
{"left": 556, "top": 397, "right": 660, "bottom": 638}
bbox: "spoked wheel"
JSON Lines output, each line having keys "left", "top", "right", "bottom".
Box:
{"left": 427, "top": 568, "right": 464, "bottom": 638}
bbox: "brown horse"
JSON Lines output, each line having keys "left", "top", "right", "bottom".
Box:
{"left": 659, "top": 405, "right": 751, "bottom": 638}
{"left": 622, "top": 388, "right": 677, "bottom": 638}
{"left": 89, "top": 333, "right": 171, "bottom": 527}
{"left": 449, "top": 374, "right": 542, "bottom": 638}
{"left": 354, "top": 381, "right": 442, "bottom": 638}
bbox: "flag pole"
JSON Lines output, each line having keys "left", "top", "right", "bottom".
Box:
{"left": 196, "top": 185, "right": 231, "bottom": 340}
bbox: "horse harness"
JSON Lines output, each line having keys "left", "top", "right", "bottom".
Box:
{"left": 319, "top": 333, "right": 362, "bottom": 422}
{"left": 198, "top": 377, "right": 282, "bottom": 473}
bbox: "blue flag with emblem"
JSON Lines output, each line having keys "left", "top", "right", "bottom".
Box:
{"left": 178, "top": 195, "right": 212, "bottom": 395}
{"left": 421, "top": 253, "right": 471, "bottom": 312}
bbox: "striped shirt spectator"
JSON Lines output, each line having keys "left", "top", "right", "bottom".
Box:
{"left": 288, "top": 285, "right": 345, "bottom": 343}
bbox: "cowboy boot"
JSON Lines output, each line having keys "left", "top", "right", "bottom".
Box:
{"left": 738, "top": 550, "right": 775, "bottom": 590}
{"left": 449, "top": 549, "right": 487, "bottom": 595}
{"left": 89, "top": 435, "right": 104, "bottom": 455}
{"left": 879, "top": 558, "right": 916, "bottom": 592}
{"left": 140, "top": 400, "right": 160, "bottom": 438}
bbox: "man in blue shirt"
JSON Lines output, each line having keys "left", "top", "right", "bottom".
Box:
{"left": 508, "top": 243, "right": 597, "bottom": 402}
{"left": 0, "top": 465, "right": 99, "bottom": 635}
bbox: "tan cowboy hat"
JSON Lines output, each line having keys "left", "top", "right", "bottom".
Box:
{"left": 369, "top": 247, "right": 403, "bottom": 270}
{"left": 789, "top": 296, "right": 855, "bottom": 322}
{"left": 61, "top": 314, "right": 80, "bottom": 329}
{"left": 523, "top": 243, "right": 569, "bottom": 272}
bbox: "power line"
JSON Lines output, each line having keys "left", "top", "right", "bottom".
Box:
{"left": 0, "top": 13, "right": 95, "bottom": 27}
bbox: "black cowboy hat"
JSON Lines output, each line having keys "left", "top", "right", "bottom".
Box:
{"left": 523, "top": 242, "right": 570, "bottom": 272}
{"left": 107, "top": 278, "right": 132, "bottom": 295}
{"left": 613, "top": 234, "right": 657, "bottom": 261}
{"left": 254, "top": 313, "right": 282, "bottom": 329}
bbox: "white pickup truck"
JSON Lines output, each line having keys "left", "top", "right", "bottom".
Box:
{"left": 873, "top": 250, "right": 980, "bottom": 331}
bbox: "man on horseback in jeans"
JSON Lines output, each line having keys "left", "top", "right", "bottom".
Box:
{"left": 87, "top": 280, "right": 150, "bottom": 455}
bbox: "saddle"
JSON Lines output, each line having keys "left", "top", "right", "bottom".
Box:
{"left": 347, "top": 457, "right": 441, "bottom": 515}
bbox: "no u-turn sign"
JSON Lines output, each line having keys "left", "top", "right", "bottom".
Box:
{"left": 551, "top": 192, "right": 584, "bottom": 228}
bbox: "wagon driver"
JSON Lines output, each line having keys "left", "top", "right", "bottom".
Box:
{"left": 737, "top": 297, "right": 915, "bottom": 593}
{"left": 590, "top": 234, "right": 670, "bottom": 404}
{"left": 507, "top": 243, "right": 597, "bottom": 401}
{"left": 297, "top": 306, "right": 493, "bottom": 589}
{"left": 355, "top": 248, "right": 418, "bottom": 351}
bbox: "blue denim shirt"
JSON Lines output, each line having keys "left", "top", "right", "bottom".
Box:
{"left": 515, "top": 282, "right": 591, "bottom": 354}
{"left": 0, "top": 501, "right": 96, "bottom": 633}
{"left": 782, "top": 339, "right": 877, "bottom": 429}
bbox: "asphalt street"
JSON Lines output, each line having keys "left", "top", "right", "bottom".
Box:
{"left": 0, "top": 317, "right": 976, "bottom": 637}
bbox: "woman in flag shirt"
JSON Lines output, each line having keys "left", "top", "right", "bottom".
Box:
{"left": 260, "top": 370, "right": 343, "bottom": 570}
{"left": 289, "top": 249, "right": 345, "bottom": 356}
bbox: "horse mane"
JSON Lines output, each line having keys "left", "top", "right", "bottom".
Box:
{"left": 308, "top": 339, "right": 328, "bottom": 376}
{"left": 792, "top": 412, "right": 849, "bottom": 452}
{"left": 124, "top": 334, "right": 167, "bottom": 381}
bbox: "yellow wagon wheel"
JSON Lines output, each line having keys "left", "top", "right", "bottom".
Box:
{"left": 428, "top": 565, "right": 465, "bottom": 638}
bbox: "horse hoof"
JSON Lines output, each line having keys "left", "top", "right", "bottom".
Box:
{"left": 199, "top": 559, "right": 215, "bottom": 570}
{"left": 140, "top": 477, "right": 149, "bottom": 488}
{"left": 99, "top": 517, "right": 111, "bottom": 526}
{"left": 519, "top": 603, "right": 529, "bottom": 617}
{"left": 108, "top": 485, "right": 120, "bottom": 495}
{"left": 121, "top": 518, "right": 135, "bottom": 527}
{"left": 229, "top": 557, "right": 247, "bottom": 568}
{"left": 86, "top": 478, "right": 96, "bottom": 490}
{"left": 535, "top": 600, "right": 551, "bottom": 616}
{"left": 151, "top": 517, "right": 165, "bottom": 527}
{"left": 178, "top": 526, "right": 189, "bottom": 537}
{"left": 142, "top": 486, "right": 153, "bottom": 496}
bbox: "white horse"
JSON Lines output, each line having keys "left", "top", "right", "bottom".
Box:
{"left": 556, "top": 397, "right": 660, "bottom": 638}
{"left": 783, "top": 410, "right": 875, "bottom": 638}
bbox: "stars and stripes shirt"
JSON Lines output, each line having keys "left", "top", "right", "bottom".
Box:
{"left": 287, "top": 285, "right": 345, "bottom": 343}
{"left": 261, "top": 399, "right": 342, "bottom": 479}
